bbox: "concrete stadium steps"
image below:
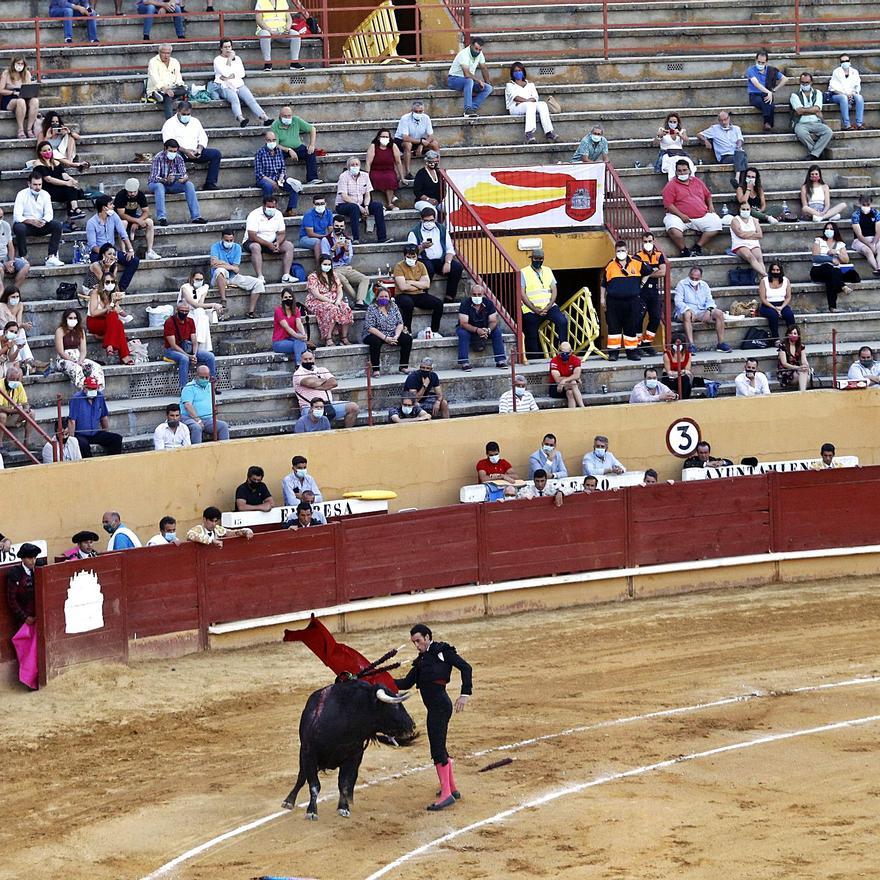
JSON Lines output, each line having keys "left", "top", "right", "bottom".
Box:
{"left": 1, "top": 0, "right": 244, "bottom": 14}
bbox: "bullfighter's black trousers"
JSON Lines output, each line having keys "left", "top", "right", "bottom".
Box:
{"left": 420, "top": 683, "right": 453, "bottom": 765}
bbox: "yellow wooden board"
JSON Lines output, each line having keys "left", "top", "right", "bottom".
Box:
{"left": 343, "top": 490, "right": 398, "bottom": 500}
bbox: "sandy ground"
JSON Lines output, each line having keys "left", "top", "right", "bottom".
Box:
{"left": 2, "top": 576, "right": 879, "bottom": 880}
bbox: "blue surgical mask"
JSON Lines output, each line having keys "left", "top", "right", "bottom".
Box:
{"left": 163, "top": 532, "right": 176, "bottom": 542}
{"left": 645, "top": 379, "right": 659, "bottom": 390}
{"left": 196, "top": 378, "right": 209, "bottom": 388}
{"left": 295, "top": 468, "right": 307, "bottom": 478}
{"left": 594, "top": 447, "right": 606, "bottom": 458}
{"left": 7, "top": 380, "right": 20, "bottom": 389}
{"left": 542, "top": 444, "right": 554, "bottom": 455}
{"left": 401, "top": 405, "right": 413, "bottom": 415}
{"left": 513, "top": 70, "right": 524, "bottom": 81}
{"left": 488, "top": 453, "right": 500, "bottom": 464}
{"left": 514, "top": 387, "right": 525, "bottom": 397}
{"left": 264, "top": 207, "right": 277, "bottom": 218}
{"left": 222, "top": 240, "right": 234, "bottom": 249}
{"left": 178, "top": 114, "right": 191, "bottom": 124}
{"left": 800, "top": 83, "right": 811, "bottom": 92}
{"left": 266, "top": 140, "right": 277, "bottom": 150}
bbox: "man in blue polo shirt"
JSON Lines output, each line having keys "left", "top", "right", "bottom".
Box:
{"left": 209, "top": 228, "right": 265, "bottom": 315}
{"left": 86, "top": 195, "right": 140, "bottom": 291}
{"left": 68, "top": 375, "right": 124, "bottom": 457}
{"left": 180, "top": 364, "right": 229, "bottom": 443}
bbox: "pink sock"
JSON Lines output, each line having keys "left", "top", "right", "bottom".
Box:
{"left": 436, "top": 761, "right": 453, "bottom": 803}
{"left": 447, "top": 758, "right": 458, "bottom": 793}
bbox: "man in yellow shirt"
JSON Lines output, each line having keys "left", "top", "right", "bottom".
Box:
{"left": 146, "top": 44, "right": 188, "bottom": 120}
{"left": 519, "top": 247, "right": 569, "bottom": 360}
{"left": 0, "top": 365, "right": 31, "bottom": 448}
{"left": 255, "top": 0, "right": 305, "bottom": 70}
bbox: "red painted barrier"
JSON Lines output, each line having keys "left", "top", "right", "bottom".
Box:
{"left": 17, "top": 466, "right": 880, "bottom": 684}
{"left": 0, "top": 562, "right": 19, "bottom": 665}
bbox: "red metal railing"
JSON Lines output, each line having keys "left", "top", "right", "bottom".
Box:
{"left": 439, "top": 167, "right": 524, "bottom": 361}
{"left": 604, "top": 162, "right": 672, "bottom": 346}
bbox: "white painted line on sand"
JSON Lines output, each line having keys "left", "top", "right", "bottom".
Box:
{"left": 140, "top": 674, "right": 880, "bottom": 880}
{"left": 362, "top": 712, "right": 880, "bottom": 880}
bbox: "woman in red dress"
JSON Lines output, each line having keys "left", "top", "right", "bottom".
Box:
{"left": 365, "top": 127, "right": 405, "bottom": 210}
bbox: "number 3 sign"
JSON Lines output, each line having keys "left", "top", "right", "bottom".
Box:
{"left": 666, "top": 418, "right": 701, "bottom": 457}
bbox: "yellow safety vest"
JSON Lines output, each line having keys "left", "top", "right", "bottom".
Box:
{"left": 521, "top": 265, "right": 554, "bottom": 313}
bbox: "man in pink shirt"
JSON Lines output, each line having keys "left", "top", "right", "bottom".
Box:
{"left": 662, "top": 159, "right": 723, "bottom": 257}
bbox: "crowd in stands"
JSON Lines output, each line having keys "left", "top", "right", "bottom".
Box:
{"left": 0, "top": 19, "right": 877, "bottom": 465}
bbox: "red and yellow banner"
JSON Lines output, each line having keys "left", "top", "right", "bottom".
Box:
{"left": 446, "top": 164, "right": 605, "bottom": 231}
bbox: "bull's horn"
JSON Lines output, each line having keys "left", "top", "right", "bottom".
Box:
{"left": 376, "top": 688, "right": 410, "bottom": 703}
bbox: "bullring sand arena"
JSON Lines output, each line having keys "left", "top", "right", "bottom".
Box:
{"left": 2, "top": 575, "right": 878, "bottom": 880}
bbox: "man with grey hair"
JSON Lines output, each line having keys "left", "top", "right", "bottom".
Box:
{"left": 572, "top": 123, "right": 608, "bottom": 163}
{"left": 499, "top": 374, "right": 539, "bottom": 413}
{"left": 581, "top": 435, "right": 626, "bottom": 477}
{"left": 101, "top": 511, "right": 142, "bottom": 551}
{"left": 698, "top": 110, "right": 748, "bottom": 180}
{"left": 334, "top": 156, "right": 389, "bottom": 243}
{"left": 394, "top": 100, "right": 440, "bottom": 179}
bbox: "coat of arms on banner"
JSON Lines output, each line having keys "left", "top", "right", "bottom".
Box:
{"left": 64, "top": 570, "right": 105, "bottom": 634}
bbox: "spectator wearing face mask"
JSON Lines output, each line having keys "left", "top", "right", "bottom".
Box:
{"left": 520, "top": 247, "right": 568, "bottom": 359}
{"left": 758, "top": 261, "right": 795, "bottom": 341}
{"left": 790, "top": 72, "right": 833, "bottom": 160}
{"left": 582, "top": 435, "right": 626, "bottom": 477}
{"left": 273, "top": 287, "right": 308, "bottom": 363}
{"left": 394, "top": 100, "right": 440, "bottom": 180}
{"left": 0, "top": 206, "right": 29, "bottom": 290}
{"left": 255, "top": 130, "right": 302, "bottom": 218}
{"left": 209, "top": 228, "right": 266, "bottom": 317}
{"left": 68, "top": 376, "right": 124, "bottom": 457}
{"left": 630, "top": 366, "right": 677, "bottom": 403}
{"left": 153, "top": 403, "right": 191, "bottom": 450}
{"left": 148, "top": 139, "right": 206, "bottom": 226}
{"left": 247, "top": 196, "right": 297, "bottom": 288}
{"left": 180, "top": 364, "right": 229, "bottom": 443}
{"left": 147, "top": 516, "right": 182, "bottom": 547}
{"left": 322, "top": 215, "right": 370, "bottom": 306}
{"left": 828, "top": 54, "right": 864, "bottom": 131}
{"left": 413, "top": 150, "right": 446, "bottom": 218}
{"left": 363, "top": 284, "right": 412, "bottom": 376}
{"left": 335, "top": 157, "right": 389, "bottom": 244}
{"left": 42, "top": 416, "right": 82, "bottom": 463}
{"left": 394, "top": 243, "right": 443, "bottom": 337}
{"left": 776, "top": 324, "right": 811, "bottom": 392}
{"left": 847, "top": 345, "right": 880, "bottom": 386}
{"left": 292, "top": 349, "right": 360, "bottom": 427}
{"left": 403, "top": 356, "right": 450, "bottom": 419}
{"left": 498, "top": 374, "right": 538, "bottom": 413}
{"left": 734, "top": 357, "right": 771, "bottom": 397}
{"left": 662, "top": 336, "right": 693, "bottom": 399}
{"left": 662, "top": 159, "right": 723, "bottom": 258}
{"left": 673, "top": 265, "right": 730, "bottom": 353}
{"left": 571, "top": 124, "right": 608, "bottom": 163}
{"left": 271, "top": 105, "right": 322, "bottom": 184}
{"left": 114, "top": 177, "right": 161, "bottom": 261}
{"left": 214, "top": 38, "right": 272, "bottom": 126}
{"left": 389, "top": 395, "right": 431, "bottom": 423}
{"left": 255, "top": 0, "right": 305, "bottom": 71}
{"left": 0, "top": 365, "right": 31, "bottom": 448}
{"left": 634, "top": 232, "right": 665, "bottom": 355}
{"left": 161, "top": 101, "right": 223, "bottom": 191}
{"left": 505, "top": 62, "right": 557, "bottom": 144}
{"left": 178, "top": 268, "right": 221, "bottom": 351}
{"left": 163, "top": 300, "right": 217, "bottom": 388}
{"left": 366, "top": 127, "right": 405, "bottom": 210}
{"left": 735, "top": 167, "right": 778, "bottom": 224}
{"left": 294, "top": 398, "right": 331, "bottom": 433}
{"left": 305, "top": 256, "right": 353, "bottom": 346}
{"left": 698, "top": 111, "right": 748, "bottom": 182}
{"left": 0, "top": 287, "right": 45, "bottom": 374}
{"left": 235, "top": 465, "right": 275, "bottom": 512}
{"left": 476, "top": 441, "right": 520, "bottom": 484}
{"left": 729, "top": 203, "right": 768, "bottom": 278}
{"left": 281, "top": 455, "right": 323, "bottom": 506}
{"left": 447, "top": 36, "right": 493, "bottom": 117}
{"left": 407, "top": 206, "right": 463, "bottom": 304}
{"left": 851, "top": 193, "right": 880, "bottom": 275}
{"left": 548, "top": 341, "right": 583, "bottom": 408}
{"left": 745, "top": 49, "right": 787, "bottom": 131}
{"left": 86, "top": 195, "right": 140, "bottom": 292}
{"left": 456, "top": 284, "right": 507, "bottom": 370}
{"left": 601, "top": 240, "right": 651, "bottom": 361}
{"left": 810, "top": 221, "right": 860, "bottom": 312}
{"left": 528, "top": 433, "right": 567, "bottom": 479}
{"left": 87, "top": 273, "right": 133, "bottom": 365}
{"left": 299, "top": 196, "right": 333, "bottom": 264}
{"left": 652, "top": 113, "right": 693, "bottom": 180}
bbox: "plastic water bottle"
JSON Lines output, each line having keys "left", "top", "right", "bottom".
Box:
{"left": 73, "top": 242, "right": 81, "bottom": 264}
{"left": 98, "top": 181, "right": 105, "bottom": 194}
{"left": 721, "top": 203, "right": 729, "bottom": 217}
{"left": 79, "top": 241, "right": 89, "bottom": 263}
{"left": 781, "top": 200, "right": 789, "bottom": 219}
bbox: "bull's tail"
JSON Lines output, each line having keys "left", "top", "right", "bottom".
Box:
{"left": 281, "top": 766, "right": 308, "bottom": 811}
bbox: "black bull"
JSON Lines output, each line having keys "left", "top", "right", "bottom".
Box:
{"left": 282, "top": 680, "right": 418, "bottom": 819}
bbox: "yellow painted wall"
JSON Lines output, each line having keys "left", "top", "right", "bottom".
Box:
{"left": 6, "top": 390, "right": 878, "bottom": 556}
{"left": 496, "top": 230, "right": 614, "bottom": 271}
{"left": 416, "top": 0, "right": 460, "bottom": 61}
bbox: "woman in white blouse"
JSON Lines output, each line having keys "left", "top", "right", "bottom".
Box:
{"left": 213, "top": 39, "right": 272, "bottom": 127}
{"left": 810, "top": 221, "right": 861, "bottom": 311}
{"left": 827, "top": 53, "right": 863, "bottom": 130}
{"left": 178, "top": 268, "right": 222, "bottom": 353}
{"left": 504, "top": 61, "right": 557, "bottom": 144}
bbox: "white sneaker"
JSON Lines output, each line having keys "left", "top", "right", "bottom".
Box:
{"left": 145, "top": 249, "right": 162, "bottom": 260}
{"left": 45, "top": 255, "right": 64, "bottom": 267}
{"left": 285, "top": 177, "right": 303, "bottom": 193}
{"left": 121, "top": 314, "right": 134, "bottom": 324}
{"left": 280, "top": 273, "right": 295, "bottom": 283}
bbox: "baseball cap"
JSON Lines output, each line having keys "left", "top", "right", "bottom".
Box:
{"left": 125, "top": 177, "right": 140, "bottom": 192}
{"left": 83, "top": 376, "right": 100, "bottom": 390}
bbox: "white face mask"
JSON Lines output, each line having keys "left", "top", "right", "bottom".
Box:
{"left": 222, "top": 239, "right": 234, "bottom": 249}
{"left": 739, "top": 210, "right": 751, "bottom": 218}
{"left": 514, "top": 386, "right": 525, "bottom": 397}
{"left": 86, "top": 389, "right": 98, "bottom": 399}
{"left": 745, "top": 176, "right": 756, "bottom": 185}
{"left": 14, "top": 64, "right": 24, "bottom": 72}
{"left": 264, "top": 207, "right": 276, "bottom": 218}
{"left": 66, "top": 317, "right": 78, "bottom": 328}
{"left": 677, "top": 173, "right": 690, "bottom": 182}
{"left": 404, "top": 257, "right": 417, "bottom": 267}
{"left": 756, "top": 62, "right": 766, "bottom": 71}
{"left": 379, "top": 136, "right": 390, "bottom": 146}
{"left": 422, "top": 222, "right": 436, "bottom": 232}
{"left": 314, "top": 205, "right": 326, "bottom": 214}
{"left": 616, "top": 249, "right": 628, "bottom": 260}
{"left": 488, "top": 454, "right": 500, "bottom": 464}
{"left": 642, "top": 242, "right": 654, "bottom": 252}
{"left": 5, "top": 330, "right": 17, "bottom": 340}
{"left": 471, "top": 295, "right": 483, "bottom": 305}
{"left": 645, "top": 379, "right": 659, "bottom": 390}
{"left": 594, "top": 447, "right": 606, "bottom": 458}
{"left": 590, "top": 134, "right": 601, "bottom": 143}
{"left": 401, "top": 406, "right": 413, "bottom": 415}
{"left": 8, "top": 296, "right": 19, "bottom": 306}
{"left": 349, "top": 167, "right": 360, "bottom": 177}
{"left": 320, "top": 263, "right": 332, "bottom": 273}
{"left": 266, "top": 140, "right": 277, "bottom": 150}
{"left": 280, "top": 116, "right": 293, "bottom": 125}
{"left": 667, "top": 121, "right": 678, "bottom": 130}
{"left": 841, "top": 61, "right": 851, "bottom": 70}
{"left": 824, "top": 229, "right": 835, "bottom": 239}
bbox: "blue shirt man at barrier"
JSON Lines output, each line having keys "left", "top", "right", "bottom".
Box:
{"left": 180, "top": 364, "right": 229, "bottom": 443}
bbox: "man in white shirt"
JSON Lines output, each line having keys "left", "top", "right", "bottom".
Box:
{"left": 0, "top": 206, "right": 29, "bottom": 288}
{"left": 161, "top": 101, "right": 222, "bottom": 190}
{"left": 827, "top": 53, "right": 864, "bottom": 130}
{"left": 447, "top": 36, "right": 493, "bottom": 117}
{"left": 41, "top": 417, "right": 82, "bottom": 463}
{"left": 246, "top": 196, "right": 296, "bottom": 283}
{"left": 847, "top": 346, "right": 880, "bottom": 385}
{"left": 146, "top": 516, "right": 182, "bottom": 546}
{"left": 12, "top": 174, "right": 64, "bottom": 268}
{"left": 582, "top": 435, "right": 626, "bottom": 477}
{"left": 406, "top": 206, "right": 462, "bottom": 302}
{"left": 394, "top": 100, "right": 440, "bottom": 179}
{"left": 498, "top": 374, "right": 539, "bottom": 413}
{"left": 146, "top": 43, "right": 187, "bottom": 119}
{"left": 735, "top": 357, "right": 771, "bottom": 396}
{"left": 153, "top": 404, "right": 192, "bottom": 450}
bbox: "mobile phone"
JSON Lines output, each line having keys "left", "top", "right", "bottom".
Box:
{"left": 425, "top": 238, "right": 433, "bottom": 246}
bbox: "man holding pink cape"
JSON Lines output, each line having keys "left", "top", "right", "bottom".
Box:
{"left": 6, "top": 542, "right": 39, "bottom": 690}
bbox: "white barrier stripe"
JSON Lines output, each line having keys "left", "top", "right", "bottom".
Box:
{"left": 139, "top": 674, "right": 880, "bottom": 880}
{"left": 362, "top": 712, "right": 880, "bottom": 880}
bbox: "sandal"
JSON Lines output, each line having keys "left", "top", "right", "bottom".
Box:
{"left": 121, "top": 356, "right": 134, "bottom": 365}
{"left": 17, "top": 130, "right": 26, "bottom": 139}
{"left": 246, "top": 311, "right": 256, "bottom": 319}
{"left": 339, "top": 338, "right": 351, "bottom": 346}
{"left": 398, "top": 365, "right": 410, "bottom": 374}
{"left": 370, "top": 368, "right": 380, "bottom": 378}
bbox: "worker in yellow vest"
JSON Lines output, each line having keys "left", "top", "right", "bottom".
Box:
{"left": 519, "top": 248, "right": 569, "bottom": 359}
{"left": 601, "top": 239, "right": 652, "bottom": 361}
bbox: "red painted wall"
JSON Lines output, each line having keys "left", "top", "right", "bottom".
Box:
{"left": 17, "top": 466, "right": 880, "bottom": 684}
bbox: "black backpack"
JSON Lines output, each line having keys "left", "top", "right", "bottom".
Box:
{"left": 741, "top": 327, "right": 771, "bottom": 350}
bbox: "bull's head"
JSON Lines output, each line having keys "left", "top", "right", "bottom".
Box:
{"left": 373, "top": 687, "right": 418, "bottom": 746}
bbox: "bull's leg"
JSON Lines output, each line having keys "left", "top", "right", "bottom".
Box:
{"left": 336, "top": 752, "right": 364, "bottom": 818}
{"left": 305, "top": 773, "right": 321, "bottom": 820}
{"left": 282, "top": 766, "right": 308, "bottom": 811}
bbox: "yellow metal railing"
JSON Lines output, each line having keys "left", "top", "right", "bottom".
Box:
{"left": 343, "top": 0, "right": 404, "bottom": 64}
{"left": 538, "top": 286, "right": 608, "bottom": 361}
